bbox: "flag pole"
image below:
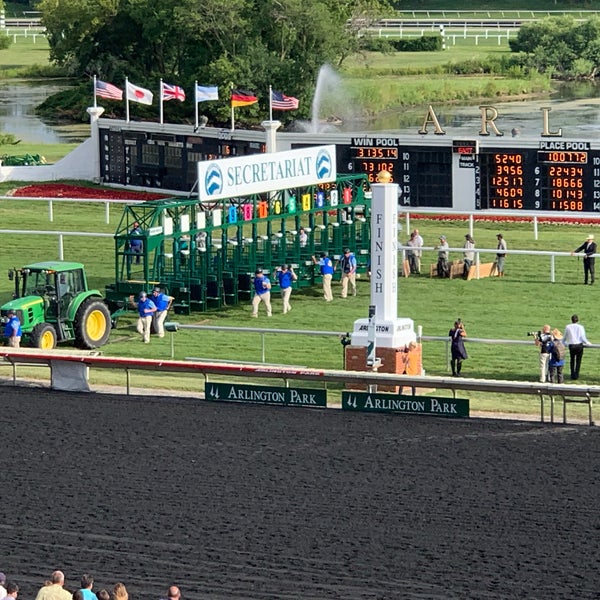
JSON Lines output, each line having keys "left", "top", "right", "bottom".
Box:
{"left": 125, "top": 77, "right": 130, "bottom": 122}
{"left": 194, "top": 80, "right": 198, "bottom": 129}
{"left": 269, "top": 85, "right": 273, "bottom": 122}
{"left": 159, "top": 78, "right": 164, "bottom": 125}
{"left": 230, "top": 84, "right": 235, "bottom": 131}
{"left": 93, "top": 75, "right": 97, "bottom": 108}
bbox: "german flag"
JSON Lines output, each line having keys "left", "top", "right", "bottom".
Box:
{"left": 231, "top": 89, "right": 258, "bottom": 108}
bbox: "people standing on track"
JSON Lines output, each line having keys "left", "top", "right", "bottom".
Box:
{"left": 412, "top": 229, "right": 423, "bottom": 274}
{"left": 548, "top": 328, "right": 566, "bottom": 384}
{"left": 337, "top": 247, "right": 357, "bottom": 298}
{"left": 563, "top": 314, "right": 590, "bottom": 380}
{"left": 312, "top": 252, "right": 334, "bottom": 302}
{"left": 406, "top": 231, "right": 420, "bottom": 275}
{"left": 3, "top": 310, "right": 22, "bottom": 348}
{"left": 35, "top": 571, "right": 72, "bottom": 600}
{"left": 130, "top": 291, "right": 157, "bottom": 343}
{"left": 274, "top": 264, "right": 297, "bottom": 314}
{"left": 534, "top": 324, "right": 554, "bottom": 383}
{"left": 152, "top": 287, "right": 174, "bottom": 338}
{"left": 495, "top": 233, "right": 507, "bottom": 276}
{"left": 251, "top": 268, "right": 272, "bottom": 317}
{"left": 571, "top": 233, "right": 597, "bottom": 284}
{"left": 435, "top": 235, "right": 449, "bottom": 278}
{"left": 449, "top": 319, "right": 467, "bottom": 376}
{"left": 463, "top": 234, "right": 475, "bottom": 279}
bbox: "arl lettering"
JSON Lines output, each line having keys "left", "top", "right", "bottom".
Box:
{"left": 419, "top": 105, "right": 563, "bottom": 137}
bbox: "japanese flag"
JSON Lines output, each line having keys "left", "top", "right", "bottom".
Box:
{"left": 126, "top": 81, "right": 153, "bottom": 105}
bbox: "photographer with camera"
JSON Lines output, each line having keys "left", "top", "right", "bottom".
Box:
{"left": 529, "top": 324, "right": 554, "bottom": 383}
{"left": 449, "top": 319, "right": 467, "bottom": 377}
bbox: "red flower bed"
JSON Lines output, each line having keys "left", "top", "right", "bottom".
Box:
{"left": 10, "top": 183, "right": 169, "bottom": 201}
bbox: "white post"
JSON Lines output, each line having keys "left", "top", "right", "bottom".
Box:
{"left": 48, "top": 199, "right": 53, "bottom": 222}
{"left": 105, "top": 201, "right": 110, "bottom": 224}
{"left": 86, "top": 105, "right": 105, "bottom": 181}
{"left": 533, "top": 216, "right": 539, "bottom": 240}
{"left": 550, "top": 255, "right": 555, "bottom": 283}
{"left": 260, "top": 120, "right": 282, "bottom": 153}
{"left": 58, "top": 234, "right": 64, "bottom": 260}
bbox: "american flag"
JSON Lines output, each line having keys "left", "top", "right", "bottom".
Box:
{"left": 162, "top": 82, "right": 186, "bottom": 102}
{"left": 95, "top": 79, "right": 123, "bottom": 101}
{"left": 271, "top": 89, "right": 299, "bottom": 111}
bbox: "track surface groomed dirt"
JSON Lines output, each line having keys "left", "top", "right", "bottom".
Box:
{"left": 1, "top": 386, "right": 599, "bottom": 600}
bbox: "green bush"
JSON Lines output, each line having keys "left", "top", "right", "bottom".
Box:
{"left": 389, "top": 36, "right": 442, "bottom": 52}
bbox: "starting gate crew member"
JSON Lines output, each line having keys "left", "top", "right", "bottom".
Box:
{"left": 152, "top": 287, "right": 174, "bottom": 338}
{"left": 128, "top": 221, "right": 143, "bottom": 264}
{"left": 251, "top": 268, "right": 272, "bottom": 317}
{"left": 130, "top": 291, "right": 157, "bottom": 343}
{"left": 4, "top": 309, "right": 22, "bottom": 348}
{"left": 274, "top": 264, "right": 298, "bottom": 314}
{"left": 337, "top": 248, "right": 357, "bottom": 298}
{"left": 312, "top": 252, "right": 334, "bottom": 302}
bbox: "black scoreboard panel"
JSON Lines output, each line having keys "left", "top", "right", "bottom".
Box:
{"left": 478, "top": 144, "right": 600, "bottom": 212}
{"left": 99, "top": 127, "right": 265, "bottom": 192}
{"left": 348, "top": 138, "right": 453, "bottom": 208}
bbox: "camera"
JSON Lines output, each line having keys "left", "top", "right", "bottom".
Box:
{"left": 527, "top": 331, "right": 541, "bottom": 338}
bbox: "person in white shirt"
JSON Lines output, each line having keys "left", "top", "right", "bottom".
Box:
{"left": 0, "top": 573, "right": 7, "bottom": 600}
{"left": 562, "top": 314, "right": 590, "bottom": 380}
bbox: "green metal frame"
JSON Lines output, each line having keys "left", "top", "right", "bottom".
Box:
{"left": 105, "top": 174, "right": 372, "bottom": 313}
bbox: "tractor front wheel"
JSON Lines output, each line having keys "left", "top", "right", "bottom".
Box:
{"left": 74, "top": 299, "right": 111, "bottom": 349}
{"left": 30, "top": 323, "right": 57, "bottom": 349}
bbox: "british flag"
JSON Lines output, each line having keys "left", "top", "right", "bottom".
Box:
{"left": 162, "top": 82, "right": 186, "bottom": 102}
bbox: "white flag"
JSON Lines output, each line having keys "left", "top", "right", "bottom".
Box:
{"left": 126, "top": 81, "right": 153, "bottom": 105}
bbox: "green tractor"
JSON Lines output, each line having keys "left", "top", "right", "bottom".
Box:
{"left": 0, "top": 261, "right": 111, "bottom": 350}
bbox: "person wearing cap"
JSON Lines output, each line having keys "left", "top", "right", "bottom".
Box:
{"left": 152, "top": 287, "right": 174, "bottom": 338}
{"left": 496, "top": 233, "right": 507, "bottom": 276}
{"left": 571, "top": 233, "right": 597, "bottom": 284}
{"left": 435, "top": 235, "right": 449, "bottom": 278}
{"left": 548, "top": 329, "right": 566, "bottom": 384}
{"left": 337, "top": 248, "right": 357, "bottom": 298}
{"left": 311, "top": 252, "right": 334, "bottom": 301}
{"left": 35, "top": 571, "right": 72, "bottom": 600}
{"left": 563, "top": 314, "right": 590, "bottom": 380}
{"left": 3, "top": 310, "right": 22, "bottom": 348}
{"left": 534, "top": 324, "right": 554, "bottom": 383}
{"left": 129, "top": 291, "right": 157, "bottom": 343}
{"left": 462, "top": 234, "right": 475, "bottom": 279}
{"left": 251, "top": 268, "right": 272, "bottom": 317}
{"left": 274, "top": 264, "right": 298, "bottom": 314}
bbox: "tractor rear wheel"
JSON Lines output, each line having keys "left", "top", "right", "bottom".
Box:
{"left": 74, "top": 298, "right": 111, "bottom": 349}
{"left": 30, "top": 323, "right": 57, "bottom": 349}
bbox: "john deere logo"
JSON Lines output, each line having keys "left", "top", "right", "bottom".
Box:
{"left": 204, "top": 163, "right": 223, "bottom": 196}
{"left": 316, "top": 149, "right": 332, "bottom": 180}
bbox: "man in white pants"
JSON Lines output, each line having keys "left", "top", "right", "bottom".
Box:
{"left": 152, "top": 287, "right": 174, "bottom": 337}
{"left": 130, "top": 291, "right": 157, "bottom": 343}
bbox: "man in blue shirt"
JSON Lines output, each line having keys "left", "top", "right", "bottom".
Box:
{"left": 4, "top": 310, "right": 22, "bottom": 348}
{"left": 130, "top": 291, "right": 157, "bottom": 343}
{"left": 251, "top": 268, "right": 272, "bottom": 317}
{"left": 128, "top": 221, "right": 143, "bottom": 264}
{"left": 151, "top": 286, "right": 174, "bottom": 338}
{"left": 337, "top": 248, "right": 357, "bottom": 298}
{"left": 312, "top": 252, "right": 334, "bottom": 302}
{"left": 274, "top": 264, "right": 298, "bottom": 314}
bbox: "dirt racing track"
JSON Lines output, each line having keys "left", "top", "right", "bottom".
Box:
{"left": 1, "top": 385, "right": 599, "bottom": 600}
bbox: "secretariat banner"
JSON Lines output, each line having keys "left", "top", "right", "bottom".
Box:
{"left": 198, "top": 145, "right": 336, "bottom": 201}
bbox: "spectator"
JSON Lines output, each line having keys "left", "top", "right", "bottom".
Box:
{"left": 463, "top": 234, "right": 475, "bottom": 279}
{"left": 152, "top": 287, "right": 174, "bottom": 338}
{"left": 449, "top": 320, "right": 467, "bottom": 376}
{"left": 3, "top": 310, "right": 22, "bottom": 348}
{"left": 251, "top": 268, "right": 272, "bottom": 318}
{"left": 160, "top": 587, "right": 181, "bottom": 600}
{"left": 130, "top": 291, "right": 157, "bottom": 343}
{"left": 534, "top": 324, "right": 554, "bottom": 383}
{"left": 274, "top": 264, "right": 297, "bottom": 314}
{"left": 5, "top": 583, "right": 17, "bottom": 600}
{"left": 79, "top": 575, "right": 97, "bottom": 600}
{"left": 406, "top": 231, "right": 419, "bottom": 275}
{"left": 571, "top": 233, "right": 597, "bottom": 285}
{"left": 412, "top": 229, "right": 423, "bottom": 274}
{"left": 548, "top": 329, "right": 566, "bottom": 384}
{"left": 496, "top": 233, "right": 507, "bottom": 276}
{"left": 35, "top": 571, "right": 72, "bottom": 600}
{"left": 435, "top": 235, "right": 449, "bottom": 278}
{"left": 96, "top": 592, "right": 109, "bottom": 600}
{"left": 337, "top": 248, "right": 357, "bottom": 298}
{"left": 111, "top": 584, "right": 127, "bottom": 600}
{"left": 0, "top": 574, "right": 6, "bottom": 600}
{"left": 311, "top": 252, "right": 334, "bottom": 302}
{"left": 563, "top": 314, "right": 590, "bottom": 380}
